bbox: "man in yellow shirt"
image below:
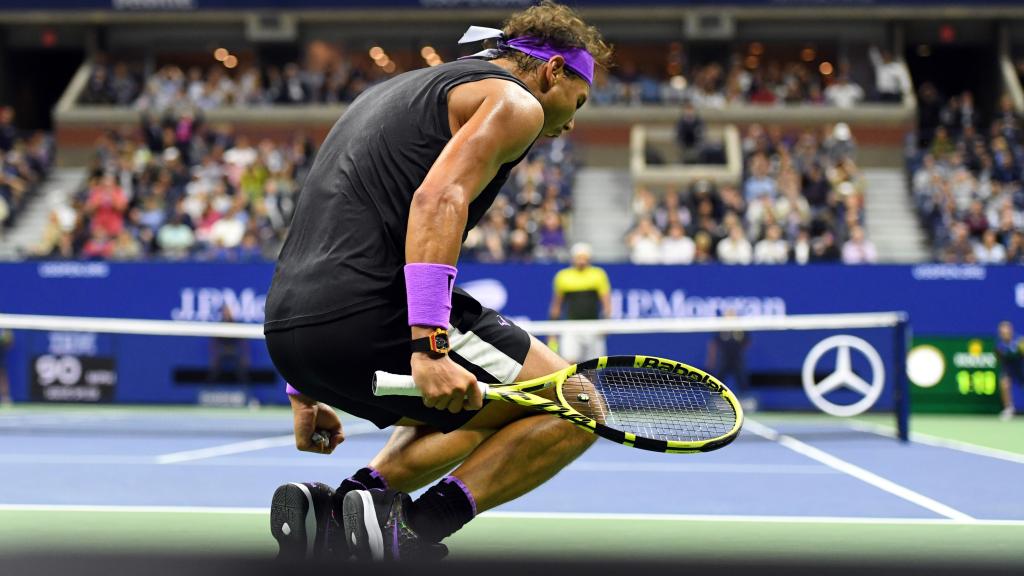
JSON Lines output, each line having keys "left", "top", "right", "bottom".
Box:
{"left": 549, "top": 243, "right": 612, "bottom": 363}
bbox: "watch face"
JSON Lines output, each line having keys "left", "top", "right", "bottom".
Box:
{"left": 433, "top": 333, "right": 450, "bottom": 351}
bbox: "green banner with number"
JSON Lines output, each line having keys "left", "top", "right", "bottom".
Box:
{"left": 907, "top": 337, "right": 1003, "bottom": 413}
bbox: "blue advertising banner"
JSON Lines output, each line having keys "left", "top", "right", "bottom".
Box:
{"left": 1, "top": 262, "right": 1021, "bottom": 410}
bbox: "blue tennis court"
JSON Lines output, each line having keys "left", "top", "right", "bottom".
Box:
{"left": 1, "top": 405, "right": 1021, "bottom": 522}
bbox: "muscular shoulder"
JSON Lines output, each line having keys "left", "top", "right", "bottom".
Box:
{"left": 448, "top": 78, "right": 543, "bottom": 159}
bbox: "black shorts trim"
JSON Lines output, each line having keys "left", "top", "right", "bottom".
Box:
{"left": 265, "top": 288, "right": 531, "bottom": 433}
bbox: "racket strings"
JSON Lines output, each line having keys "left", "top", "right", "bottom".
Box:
{"left": 566, "top": 368, "right": 736, "bottom": 442}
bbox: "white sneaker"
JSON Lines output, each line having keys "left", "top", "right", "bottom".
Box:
{"left": 999, "top": 407, "right": 1015, "bottom": 421}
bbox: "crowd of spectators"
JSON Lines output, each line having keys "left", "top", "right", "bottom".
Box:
{"left": 29, "top": 110, "right": 574, "bottom": 263}
{"left": 30, "top": 116, "right": 314, "bottom": 261}
{"left": 80, "top": 55, "right": 393, "bottom": 112}
{"left": 590, "top": 45, "right": 906, "bottom": 108}
{"left": 910, "top": 88, "right": 1024, "bottom": 264}
{"left": 80, "top": 42, "right": 908, "bottom": 113}
{"left": 0, "top": 106, "right": 53, "bottom": 238}
{"left": 628, "top": 122, "right": 872, "bottom": 265}
{"left": 461, "top": 139, "right": 576, "bottom": 263}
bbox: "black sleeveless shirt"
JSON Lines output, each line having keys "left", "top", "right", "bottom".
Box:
{"left": 264, "top": 60, "right": 535, "bottom": 332}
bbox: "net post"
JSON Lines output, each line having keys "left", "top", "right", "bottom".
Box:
{"left": 894, "top": 314, "right": 911, "bottom": 443}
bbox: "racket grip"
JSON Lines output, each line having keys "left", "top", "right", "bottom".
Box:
{"left": 372, "top": 371, "right": 490, "bottom": 397}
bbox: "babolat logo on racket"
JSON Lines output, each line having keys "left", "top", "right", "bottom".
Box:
{"left": 503, "top": 390, "right": 595, "bottom": 428}
{"left": 638, "top": 357, "right": 720, "bottom": 388}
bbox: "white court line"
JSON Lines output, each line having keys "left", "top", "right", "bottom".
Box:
{"left": 744, "top": 419, "right": 975, "bottom": 522}
{"left": 153, "top": 422, "right": 381, "bottom": 464}
{"left": 154, "top": 436, "right": 297, "bottom": 464}
{"left": 567, "top": 461, "right": 836, "bottom": 475}
{"left": 1, "top": 504, "right": 1021, "bottom": 527}
{"left": 0, "top": 453, "right": 835, "bottom": 475}
{"left": 845, "top": 420, "right": 1024, "bottom": 465}
{"left": 0, "top": 504, "right": 268, "bottom": 514}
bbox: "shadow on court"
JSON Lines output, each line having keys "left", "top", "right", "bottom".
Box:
{"left": 2, "top": 555, "right": 1021, "bottom": 576}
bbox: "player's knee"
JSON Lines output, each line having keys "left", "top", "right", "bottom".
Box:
{"left": 555, "top": 419, "right": 597, "bottom": 452}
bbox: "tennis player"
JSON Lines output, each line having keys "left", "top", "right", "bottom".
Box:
{"left": 263, "top": 1, "right": 611, "bottom": 561}
{"left": 996, "top": 320, "right": 1022, "bottom": 421}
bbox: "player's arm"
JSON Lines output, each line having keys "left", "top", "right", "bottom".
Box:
{"left": 549, "top": 271, "right": 565, "bottom": 320}
{"left": 548, "top": 293, "right": 564, "bottom": 320}
{"left": 406, "top": 80, "right": 544, "bottom": 413}
{"left": 597, "top": 269, "right": 612, "bottom": 319}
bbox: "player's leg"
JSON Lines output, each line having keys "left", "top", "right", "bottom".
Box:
{"left": 0, "top": 365, "right": 10, "bottom": 405}
{"left": 999, "top": 372, "right": 1015, "bottom": 420}
{"left": 365, "top": 398, "right": 534, "bottom": 492}
{"left": 342, "top": 336, "right": 596, "bottom": 559}
{"left": 439, "top": 336, "right": 595, "bottom": 512}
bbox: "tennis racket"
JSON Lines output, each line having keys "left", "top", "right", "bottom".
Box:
{"left": 373, "top": 355, "right": 743, "bottom": 454}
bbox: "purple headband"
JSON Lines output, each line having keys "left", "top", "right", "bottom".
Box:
{"left": 458, "top": 25, "right": 595, "bottom": 86}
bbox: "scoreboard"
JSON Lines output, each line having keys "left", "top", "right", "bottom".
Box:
{"left": 907, "top": 337, "right": 1003, "bottom": 414}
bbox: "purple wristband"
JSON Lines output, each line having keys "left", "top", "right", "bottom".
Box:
{"left": 285, "top": 383, "right": 301, "bottom": 397}
{"left": 405, "top": 263, "right": 457, "bottom": 328}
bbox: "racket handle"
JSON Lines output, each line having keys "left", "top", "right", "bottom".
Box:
{"left": 372, "top": 371, "right": 490, "bottom": 397}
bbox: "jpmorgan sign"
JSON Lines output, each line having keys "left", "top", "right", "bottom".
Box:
{"left": 612, "top": 289, "right": 786, "bottom": 319}
{"left": 171, "top": 287, "right": 267, "bottom": 323}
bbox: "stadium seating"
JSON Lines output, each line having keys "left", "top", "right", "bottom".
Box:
{"left": 0, "top": 106, "right": 53, "bottom": 238}
{"left": 627, "top": 123, "right": 867, "bottom": 265}
{"left": 907, "top": 89, "right": 1024, "bottom": 264}
{"left": 30, "top": 120, "right": 311, "bottom": 261}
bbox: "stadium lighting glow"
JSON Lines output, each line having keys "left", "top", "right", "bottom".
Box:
{"left": 819, "top": 61, "right": 833, "bottom": 75}
{"left": 383, "top": 61, "right": 397, "bottom": 73}
{"left": 369, "top": 46, "right": 385, "bottom": 60}
{"left": 213, "top": 48, "right": 229, "bottom": 62}
{"left": 224, "top": 55, "right": 238, "bottom": 69}
{"left": 420, "top": 46, "right": 436, "bottom": 59}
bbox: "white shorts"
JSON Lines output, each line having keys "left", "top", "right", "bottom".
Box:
{"left": 559, "top": 331, "right": 606, "bottom": 364}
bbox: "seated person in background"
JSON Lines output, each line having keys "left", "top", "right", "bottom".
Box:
{"left": 974, "top": 230, "right": 1007, "bottom": 264}
{"left": 626, "top": 216, "right": 662, "bottom": 264}
{"left": 841, "top": 225, "right": 878, "bottom": 264}
{"left": 753, "top": 224, "right": 789, "bottom": 264}
{"left": 824, "top": 74, "right": 865, "bottom": 108}
{"left": 660, "top": 223, "right": 696, "bottom": 264}
{"left": 716, "top": 221, "right": 753, "bottom": 265}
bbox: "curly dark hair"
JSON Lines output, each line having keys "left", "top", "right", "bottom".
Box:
{"left": 500, "top": 1, "right": 613, "bottom": 80}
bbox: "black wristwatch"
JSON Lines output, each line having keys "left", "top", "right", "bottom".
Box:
{"left": 411, "top": 328, "right": 450, "bottom": 357}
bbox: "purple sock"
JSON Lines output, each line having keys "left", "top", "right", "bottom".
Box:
{"left": 407, "top": 476, "right": 477, "bottom": 543}
{"left": 334, "top": 467, "right": 388, "bottom": 510}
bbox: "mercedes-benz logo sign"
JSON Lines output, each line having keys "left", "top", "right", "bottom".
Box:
{"left": 802, "top": 335, "right": 885, "bottom": 417}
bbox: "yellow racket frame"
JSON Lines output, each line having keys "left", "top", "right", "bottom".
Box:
{"left": 374, "top": 355, "right": 744, "bottom": 454}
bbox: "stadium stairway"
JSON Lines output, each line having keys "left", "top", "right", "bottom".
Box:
{"left": 0, "top": 167, "right": 87, "bottom": 260}
{"left": 861, "top": 168, "right": 929, "bottom": 263}
{"left": 573, "top": 167, "right": 632, "bottom": 261}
